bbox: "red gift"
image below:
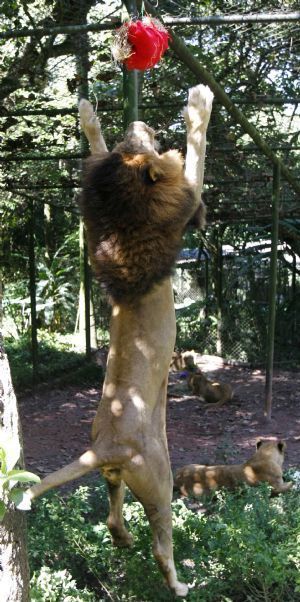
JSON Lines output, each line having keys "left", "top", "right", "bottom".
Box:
{"left": 112, "top": 17, "right": 170, "bottom": 71}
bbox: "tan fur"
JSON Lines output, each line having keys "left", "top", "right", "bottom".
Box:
{"left": 188, "top": 371, "right": 233, "bottom": 410}
{"left": 174, "top": 440, "right": 293, "bottom": 497}
{"left": 170, "top": 350, "right": 198, "bottom": 372}
{"left": 26, "top": 86, "right": 214, "bottom": 598}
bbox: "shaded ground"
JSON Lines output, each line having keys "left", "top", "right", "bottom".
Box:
{"left": 19, "top": 355, "right": 300, "bottom": 484}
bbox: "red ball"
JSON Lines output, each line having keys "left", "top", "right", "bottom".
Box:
{"left": 123, "top": 19, "right": 170, "bottom": 71}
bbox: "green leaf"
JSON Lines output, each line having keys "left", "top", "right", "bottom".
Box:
{"left": 0, "top": 500, "right": 6, "bottom": 521}
{"left": 10, "top": 488, "right": 32, "bottom": 511}
{"left": 7, "top": 470, "right": 41, "bottom": 484}
{"left": 0, "top": 438, "right": 20, "bottom": 471}
{"left": 0, "top": 447, "right": 7, "bottom": 475}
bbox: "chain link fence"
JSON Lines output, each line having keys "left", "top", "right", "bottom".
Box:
{"left": 174, "top": 245, "right": 300, "bottom": 368}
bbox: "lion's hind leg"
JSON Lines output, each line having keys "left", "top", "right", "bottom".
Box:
{"left": 124, "top": 452, "right": 188, "bottom": 597}
{"left": 104, "top": 470, "right": 134, "bottom": 548}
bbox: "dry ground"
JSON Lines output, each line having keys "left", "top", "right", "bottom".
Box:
{"left": 19, "top": 355, "right": 300, "bottom": 485}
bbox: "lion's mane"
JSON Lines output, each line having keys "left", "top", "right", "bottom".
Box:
{"left": 80, "top": 148, "right": 202, "bottom": 304}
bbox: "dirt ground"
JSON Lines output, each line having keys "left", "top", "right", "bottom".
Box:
{"left": 19, "top": 355, "right": 300, "bottom": 485}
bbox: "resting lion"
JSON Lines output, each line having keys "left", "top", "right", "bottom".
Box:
{"left": 188, "top": 371, "right": 233, "bottom": 410}
{"left": 174, "top": 440, "right": 293, "bottom": 497}
{"left": 170, "top": 350, "right": 198, "bottom": 372}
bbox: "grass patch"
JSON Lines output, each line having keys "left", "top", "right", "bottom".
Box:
{"left": 28, "top": 479, "right": 300, "bottom": 601}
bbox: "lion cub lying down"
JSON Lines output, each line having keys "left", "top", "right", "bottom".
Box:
{"left": 174, "top": 440, "right": 293, "bottom": 497}
{"left": 188, "top": 371, "right": 233, "bottom": 410}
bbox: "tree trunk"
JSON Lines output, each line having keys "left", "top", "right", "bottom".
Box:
{"left": 0, "top": 340, "right": 30, "bottom": 602}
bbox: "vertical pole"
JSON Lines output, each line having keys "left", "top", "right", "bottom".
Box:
{"left": 292, "top": 253, "right": 296, "bottom": 300}
{"left": 44, "top": 202, "right": 52, "bottom": 265}
{"left": 83, "top": 234, "right": 91, "bottom": 359}
{"left": 28, "top": 199, "right": 38, "bottom": 380}
{"left": 78, "top": 218, "right": 88, "bottom": 349}
{"left": 123, "top": 68, "right": 139, "bottom": 130}
{"left": 216, "top": 230, "right": 223, "bottom": 355}
{"left": 0, "top": 279, "right": 3, "bottom": 333}
{"left": 292, "top": 253, "right": 297, "bottom": 342}
{"left": 204, "top": 252, "right": 209, "bottom": 319}
{"left": 76, "top": 6, "right": 91, "bottom": 360}
{"left": 264, "top": 162, "right": 281, "bottom": 420}
{"left": 123, "top": 0, "right": 139, "bottom": 130}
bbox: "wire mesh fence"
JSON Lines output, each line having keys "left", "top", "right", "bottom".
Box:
{"left": 0, "top": 0, "right": 299, "bottom": 376}
{"left": 174, "top": 243, "right": 300, "bottom": 368}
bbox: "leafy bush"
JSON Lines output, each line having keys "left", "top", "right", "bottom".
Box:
{"left": 30, "top": 567, "right": 95, "bottom": 601}
{"left": 5, "top": 331, "right": 102, "bottom": 391}
{"left": 176, "top": 300, "right": 218, "bottom": 353}
{"left": 0, "top": 439, "right": 40, "bottom": 520}
{"left": 28, "top": 479, "right": 300, "bottom": 601}
{"left": 3, "top": 237, "right": 79, "bottom": 335}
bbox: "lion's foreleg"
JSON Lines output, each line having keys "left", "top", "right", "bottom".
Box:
{"left": 79, "top": 99, "right": 108, "bottom": 155}
{"left": 183, "top": 84, "right": 214, "bottom": 216}
{"left": 203, "top": 398, "right": 227, "bottom": 411}
{"left": 270, "top": 479, "right": 293, "bottom": 496}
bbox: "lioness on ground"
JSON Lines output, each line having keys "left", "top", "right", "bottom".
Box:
{"left": 188, "top": 370, "right": 233, "bottom": 410}
{"left": 174, "top": 440, "right": 293, "bottom": 497}
{"left": 26, "top": 85, "right": 214, "bottom": 597}
{"left": 170, "top": 350, "right": 198, "bottom": 372}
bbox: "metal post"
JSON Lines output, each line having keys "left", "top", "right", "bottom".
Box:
{"left": 205, "top": 255, "right": 209, "bottom": 318}
{"left": 28, "top": 199, "right": 38, "bottom": 380}
{"left": 83, "top": 237, "right": 91, "bottom": 359}
{"left": 264, "top": 163, "right": 281, "bottom": 420}
{"left": 123, "top": 68, "right": 139, "bottom": 130}
{"left": 122, "top": 0, "right": 139, "bottom": 130}
{"left": 216, "top": 232, "right": 223, "bottom": 356}
{"left": 76, "top": 5, "right": 91, "bottom": 360}
{"left": 1, "top": 12, "right": 299, "bottom": 40}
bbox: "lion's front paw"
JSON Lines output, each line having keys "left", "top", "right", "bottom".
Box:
{"left": 183, "top": 84, "right": 214, "bottom": 131}
{"left": 79, "top": 98, "right": 94, "bottom": 125}
{"left": 188, "top": 84, "right": 214, "bottom": 113}
{"left": 79, "top": 98, "right": 101, "bottom": 137}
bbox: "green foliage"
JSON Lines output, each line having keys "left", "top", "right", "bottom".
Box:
{"left": 30, "top": 567, "right": 95, "bottom": 602}
{"left": 0, "top": 439, "right": 40, "bottom": 520}
{"left": 5, "top": 331, "right": 102, "bottom": 391}
{"left": 28, "top": 480, "right": 300, "bottom": 601}
{"left": 176, "top": 301, "right": 218, "bottom": 352}
{"left": 35, "top": 240, "right": 78, "bottom": 331}
{"left": 3, "top": 236, "right": 79, "bottom": 335}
